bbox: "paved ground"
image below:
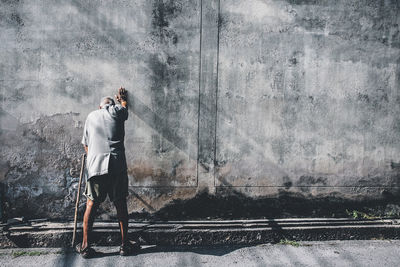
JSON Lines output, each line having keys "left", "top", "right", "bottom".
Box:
{"left": 0, "top": 240, "right": 399, "bottom": 267}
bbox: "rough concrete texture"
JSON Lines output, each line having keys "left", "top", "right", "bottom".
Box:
{"left": 0, "top": 0, "right": 400, "bottom": 220}
{"left": 216, "top": 0, "right": 400, "bottom": 190}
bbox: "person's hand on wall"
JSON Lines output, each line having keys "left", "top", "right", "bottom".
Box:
{"left": 115, "top": 87, "right": 128, "bottom": 107}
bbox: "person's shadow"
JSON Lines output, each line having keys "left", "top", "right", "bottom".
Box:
{"left": 88, "top": 244, "right": 252, "bottom": 258}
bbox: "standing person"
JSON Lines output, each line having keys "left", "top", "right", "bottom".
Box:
{"left": 76, "top": 87, "right": 137, "bottom": 258}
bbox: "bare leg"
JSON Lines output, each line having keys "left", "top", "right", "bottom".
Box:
{"left": 82, "top": 199, "right": 98, "bottom": 250}
{"left": 114, "top": 198, "right": 129, "bottom": 246}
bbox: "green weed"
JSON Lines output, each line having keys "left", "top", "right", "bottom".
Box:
{"left": 345, "top": 209, "right": 380, "bottom": 220}
{"left": 12, "top": 251, "right": 47, "bottom": 258}
{"left": 279, "top": 239, "right": 300, "bottom": 247}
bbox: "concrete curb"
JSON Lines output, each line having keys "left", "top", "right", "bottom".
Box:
{"left": 1, "top": 218, "right": 399, "bottom": 248}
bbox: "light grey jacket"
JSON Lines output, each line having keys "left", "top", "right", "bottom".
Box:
{"left": 82, "top": 103, "right": 128, "bottom": 179}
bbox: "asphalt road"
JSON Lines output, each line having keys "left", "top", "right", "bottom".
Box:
{"left": 0, "top": 240, "right": 399, "bottom": 267}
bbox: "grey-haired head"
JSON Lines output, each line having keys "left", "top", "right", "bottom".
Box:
{"left": 99, "top": 96, "right": 115, "bottom": 108}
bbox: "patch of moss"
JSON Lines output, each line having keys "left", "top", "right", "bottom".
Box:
{"left": 345, "top": 209, "right": 381, "bottom": 220}
{"left": 12, "top": 251, "right": 47, "bottom": 258}
{"left": 279, "top": 239, "right": 301, "bottom": 247}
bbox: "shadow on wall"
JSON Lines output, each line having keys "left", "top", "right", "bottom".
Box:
{"left": 127, "top": 188, "right": 400, "bottom": 221}
{"left": 128, "top": 90, "right": 196, "bottom": 161}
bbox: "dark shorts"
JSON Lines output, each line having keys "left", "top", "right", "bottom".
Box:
{"left": 84, "top": 172, "right": 128, "bottom": 203}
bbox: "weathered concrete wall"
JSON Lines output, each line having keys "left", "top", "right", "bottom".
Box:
{"left": 1, "top": 0, "right": 400, "bottom": 219}
{"left": 216, "top": 0, "right": 400, "bottom": 193}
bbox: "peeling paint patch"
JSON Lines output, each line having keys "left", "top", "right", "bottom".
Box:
{"left": 1, "top": 112, "right": 84, "bottom": 218}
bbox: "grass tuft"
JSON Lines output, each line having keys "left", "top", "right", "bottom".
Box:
{"left": 12, "top": 251, "right": 47, "bottom": 258}
{"left": 346, "top": 209, "right": 381, "bottom": 220}
{"left": 279, "top": 239, "right": 300, "bottom": 247}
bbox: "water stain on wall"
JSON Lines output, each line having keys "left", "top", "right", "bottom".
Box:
{"left": 151, "top": 0, "right": 182, "bottom": 44}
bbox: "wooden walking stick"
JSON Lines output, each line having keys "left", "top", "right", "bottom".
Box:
{"left": 72, "top": 153, "right": 86, "bottom": 247}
